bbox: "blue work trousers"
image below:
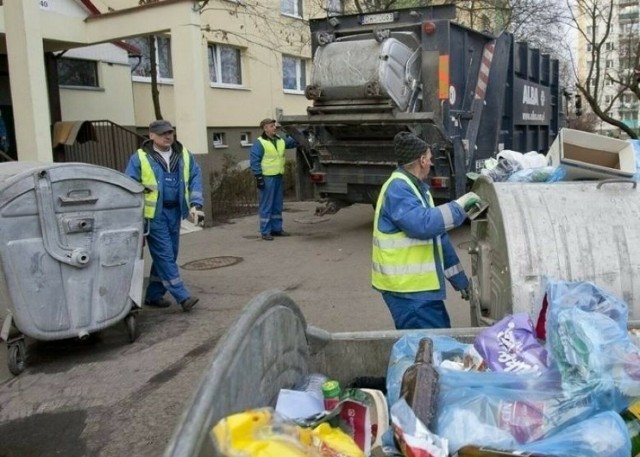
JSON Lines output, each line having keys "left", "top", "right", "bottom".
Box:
{"left": 382, "top": 292, "right": 451, "bottom": 329}
{"left": 145, "top": 173, "right": 190, "bottom": 304}
{"left": 258, "top": 175, "right": 284, "bottom": 235}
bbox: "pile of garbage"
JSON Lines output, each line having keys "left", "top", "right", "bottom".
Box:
{"left": 210, "top": 278, "right": 640, "bottom": 456}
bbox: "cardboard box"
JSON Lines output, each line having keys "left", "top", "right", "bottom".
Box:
{"left": 547, "top": 128, "right": 636, "bottom": 180}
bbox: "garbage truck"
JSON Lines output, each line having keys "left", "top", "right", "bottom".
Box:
{"left": 280, "top": 5, "right": 564, "bottom": 214}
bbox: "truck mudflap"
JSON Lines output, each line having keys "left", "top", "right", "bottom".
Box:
{"left": 164, "top": 290, "right": 480, "bottom": 457}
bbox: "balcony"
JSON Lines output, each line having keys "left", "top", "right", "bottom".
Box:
{"left": 619, "top": 10, "right": 639, "bottom": 21}
{"left": 619, "top": 0, "right": 637, "bottom": 7}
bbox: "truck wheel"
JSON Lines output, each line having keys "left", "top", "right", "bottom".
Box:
{"left": 8, "top": 340, "right": 26, "bottom": 375}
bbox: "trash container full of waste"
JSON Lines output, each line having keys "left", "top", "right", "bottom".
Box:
{"left": 0, "top": 162, "right": 146, "bottom": 375}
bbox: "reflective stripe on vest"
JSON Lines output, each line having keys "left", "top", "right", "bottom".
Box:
{"left": 258, "top": 137, "right": 285, "bottom": 176}
{"left": 137, "top": 147, "right": 190, "bottom": 219}
{"left": 371, "top": 171, "right": 443, "bottom": 293}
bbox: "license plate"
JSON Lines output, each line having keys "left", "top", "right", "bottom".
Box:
{"left": 361, "top": 12, "right": 395, "bottom": 25}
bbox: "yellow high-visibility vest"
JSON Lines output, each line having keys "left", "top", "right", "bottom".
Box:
{"left": 137, "top": 147, "right": 191, "bottom": 219}
{"left": 258, "top": 137, "right": 285, "bottom": 176}
{"left": 372, "top": 171, "right": 443, "bottom": 293}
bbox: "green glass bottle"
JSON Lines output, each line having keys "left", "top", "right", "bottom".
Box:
{"left": 619, "top": 399, "right": 640, "bottom": 456}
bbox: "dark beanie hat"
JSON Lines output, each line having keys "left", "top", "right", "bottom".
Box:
{"left": 394, "top": 132, "right": 428, "bottom": 166}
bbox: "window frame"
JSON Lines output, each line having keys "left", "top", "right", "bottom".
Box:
{"left": 213, "top": 132, "right": 228, "bottom": 149}
{"left": 240, "top": 132, "right": 252, "bottom": 147}
{"left": 282, "top": 55, "right": 307, "bottom": 94}
{"left": 208, "top": 43, "right": 244, "bottom": 88}
{"left": 57, "top": 57, "right": 100, "bottom": 88}
{"left": 281, "top": 0, "right": 303, "bottom": 18}
{"left": 128, "top": 35, "right": 174, "bottom": 84}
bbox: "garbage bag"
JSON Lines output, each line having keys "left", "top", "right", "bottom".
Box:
{"left": 545, "top": 279, "right": 640, "bottom": 397}
{"left": 518, "top": 411, "right": 631, "bottom": 457}
{"left": 482, "top": 158, "right": 523, "bottom": 182}
{"left": 386, "top": 334, "right": 479, "bottom": 407}
{"left": 506, "top": 166, "right": 559, "bottom": 183}
{"left": 434, "top": 373, "right": 624, "bottom": 452}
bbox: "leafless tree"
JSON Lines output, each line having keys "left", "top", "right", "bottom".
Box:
{"left": 138, "top": 0, "right": 163, "bottom": 120}
{"left": 568, "top": 0, "right": 639, "bottom": 138}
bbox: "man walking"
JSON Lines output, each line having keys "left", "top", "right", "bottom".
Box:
{"left": 372, "top": 131, "right": 480, "bottom": 329}
{"left": 250, "top": 118, "right": 297, "bottom": 240}
{"left": 125, "top": 120, "right": 204, "bottom": 312}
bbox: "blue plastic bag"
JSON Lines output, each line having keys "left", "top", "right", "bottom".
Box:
{"left": 630, "top": 139, "right": 640, "bottom": 181}
{"left": 519, "top": 411, "right": 630, "bottom": 457}
{"left": 545, "top": 279, "right": 640, "bottom": 397}
{"left": 434, "top": 371, "right": 623, "bottom": 452}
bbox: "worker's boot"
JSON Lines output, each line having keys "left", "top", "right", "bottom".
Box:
{"left": 181, "top": 296, "right": 199, "bottom": 312}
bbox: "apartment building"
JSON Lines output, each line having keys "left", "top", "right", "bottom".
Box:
{"left": 576, "top": 0, "right": 639, "bottom": 136}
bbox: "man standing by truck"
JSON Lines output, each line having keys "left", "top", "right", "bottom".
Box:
{"left": 371, "top": 132, "right": 479, "bottom": 329}
{"left": 250, "top": 118, "right": 298, "bottom": 240}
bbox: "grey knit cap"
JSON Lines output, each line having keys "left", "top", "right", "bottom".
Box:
{"left": 393, "top": 132, "right": 428, "bottom": 166}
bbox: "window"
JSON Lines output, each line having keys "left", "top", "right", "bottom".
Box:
{"left": 127, "top": 36, "right": 173, "bottom": 81}
{"left": 282, "top": 55, "right": 306, "bottom": 92}
{"left": 326, "top": 0, "right": 343, "bottom": 15}
{"left": 240, "top": 132, "right": 252, "bottom": 146}
{"left": 208, "top": 44, "right": 243, "bottom": 86}
{"left": 606, "top": 77, "right": 614, "bottom": 86}
{"left": 281, "top": 0, "right": 302, "bottom": 17}
{"left": 605, "top": 42, "right": 614, "bottom": 51}
{"left": 57, "top": 58, "right": 99, "bottom": 87}
{"left": 605, "top": 95, "right": 612, "bottom": 104}
{"left": 213, "top": 132, "right": 227, "bottom": 148}
{"left": 586, "top": 43, "right": 592, "bottom": 52}
{"left": 606, "top": 59, "right": 614, "bottom": 68}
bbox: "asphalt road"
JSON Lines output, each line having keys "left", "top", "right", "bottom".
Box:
{"left": 0, "top": 201, "right": 473, "bottom": 456}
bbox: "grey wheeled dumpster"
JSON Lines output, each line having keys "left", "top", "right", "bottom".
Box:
{"left": 165, "top": 290, "right": 480, "bottom": 457}
{"left": 0, "top": 162, "right": 146, "bottom": 375}
{"left": 468, "top": 176, "right": 640, "bottom": 326}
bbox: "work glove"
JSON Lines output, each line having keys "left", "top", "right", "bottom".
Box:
{"left": 256, "top": 175, "right": 266, "bottom": 190}
{"left": 460, "top": 287, "right": 470, "bottom": 301}
{"left": 455, "top": 192, "right": 481, "bottom": 211}
{"left": 188, "top": 206, "right": 205, "bottom": 226}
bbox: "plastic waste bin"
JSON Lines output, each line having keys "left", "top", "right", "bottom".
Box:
{"left": 469, "top": 175, "right": 640, "bottom": 326}
{"left": 0, "top": 162, "right": 146, "bottom": 375}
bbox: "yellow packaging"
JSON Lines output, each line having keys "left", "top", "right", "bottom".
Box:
{"left": 211, "top": 408, "right": 363, "bottom": 457}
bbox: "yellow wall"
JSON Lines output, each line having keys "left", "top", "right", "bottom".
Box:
{"left": 60, "top": 62, "right": 135, "bottom": 124}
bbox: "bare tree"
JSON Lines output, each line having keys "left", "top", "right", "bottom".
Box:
{"left": 568, "top": 0, "right": 639, "bottom": 138}
{"left": 138, "top": 0, "right": 163, "bottom": 120}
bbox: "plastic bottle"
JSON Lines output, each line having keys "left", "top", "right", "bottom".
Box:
{"left": 619, "top": 399, "right": 640, "bottom": 455}
{"left": 399, "top": 337, "right": 439, "bottom": 429}
{"left": 321, "top": 380, "right": 341, "bottom": 411}
{"left": 454, "top": 446, "right": 555, "bottom": 456}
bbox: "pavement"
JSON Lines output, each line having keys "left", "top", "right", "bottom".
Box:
{"left": 0, "top": 201, "right": 473, "bottom": 456}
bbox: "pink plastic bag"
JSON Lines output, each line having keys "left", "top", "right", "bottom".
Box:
{"left": 474, "top": 313, "right": 548, "bottom": 373}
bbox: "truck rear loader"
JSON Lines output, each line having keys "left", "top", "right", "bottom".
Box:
{"left": 281, "top": 5, "right": 563, "bottom": 214}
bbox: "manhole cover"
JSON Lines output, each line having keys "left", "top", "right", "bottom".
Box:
{"left": 181, "top": 256, "right": 243, "bottom": 271}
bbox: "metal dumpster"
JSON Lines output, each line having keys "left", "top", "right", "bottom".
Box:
{"left": 468, "top": 176, "right": 640, "bottom": 326}
{"left": 0, "top": 162, "right": 146, "bottom": 375}
{"left": 165, "top": 290, "right": 480, "bottom": 457}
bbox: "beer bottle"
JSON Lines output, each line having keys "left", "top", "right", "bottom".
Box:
{"left": 619, "top": 399, "right": 640, "bottom": 456}
{"left": 399, "top": 337, "right": 439, "bottom": 429}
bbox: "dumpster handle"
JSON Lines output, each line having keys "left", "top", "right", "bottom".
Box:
{"left": 34, "top": 170, "right": 91, "bottom": 268}
{"left": 596, "top": 178, "right": 637, "bottom": 189}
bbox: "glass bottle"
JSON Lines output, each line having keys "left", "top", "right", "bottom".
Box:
{"left": 399, "top": 337, "right": 439, "bottom": 429}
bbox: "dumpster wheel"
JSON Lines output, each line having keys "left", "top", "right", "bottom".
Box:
{"left": 125, "top": 314, "right": 138, "bottom": 343}
{"left": 8, "top": 340, "right": 26, "bottom": 375}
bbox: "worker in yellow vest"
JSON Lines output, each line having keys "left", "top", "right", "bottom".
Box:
{"left": 249, "top": 118, "right": 298, "bottom": 240}
{"left": 372, "top": 132, "right": 479, "bottom": 329}
{"left": 125, "top": 120, "right": 204, "bottom": 312}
